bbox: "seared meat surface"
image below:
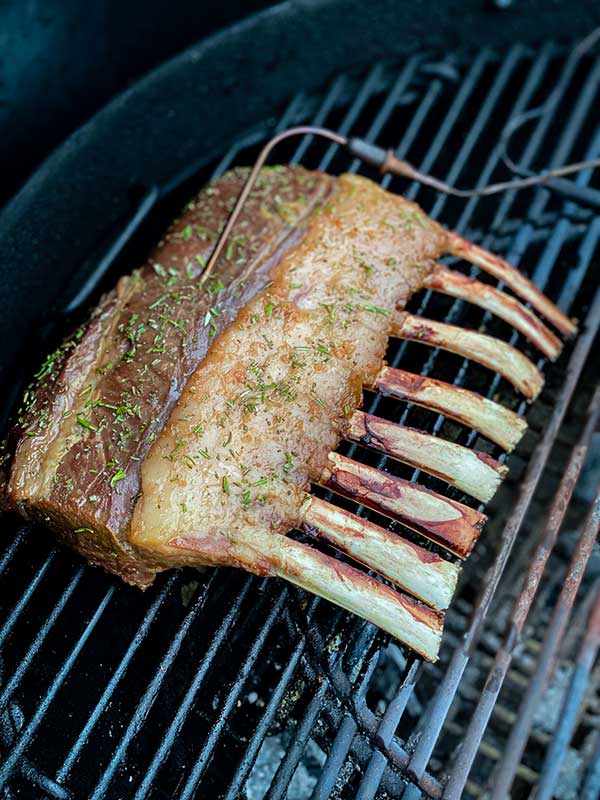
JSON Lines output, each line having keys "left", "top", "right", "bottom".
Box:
{"left": 1, "top": 167, "right": 333, "bottom": 586}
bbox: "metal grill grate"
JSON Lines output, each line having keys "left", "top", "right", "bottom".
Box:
{"left": 1, "top": 41, "right": 600, "bottom": 800}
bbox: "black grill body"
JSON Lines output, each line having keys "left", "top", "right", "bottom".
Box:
{"left": 1, "top": 3, "right": 600, "bottom": 798}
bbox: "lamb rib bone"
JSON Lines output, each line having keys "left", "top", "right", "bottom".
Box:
{"left": 423, "top": 263, "right": 562, "bottom": 360}
{"left": 171, "top": 526, "right": 443, "bottom": 661}
{"left": 301, "top": 496, "right": 459, "bottom": 610}
{"left": 446, "top": 232, "right": 577, "bottom": 336}
{"left": 373, "top": 366, "right": 527, "bottom": 451}
{"left": 391, "top": 312, "right": 544, "bottom": 400}
{"left": 346, "top": 411, "right": 507, "bottom": 503}
{"left": 321, "top": 452, "right": 486, "bottom": 558}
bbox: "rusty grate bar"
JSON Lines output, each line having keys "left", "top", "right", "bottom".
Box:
{"left": 443, "top": 382, "right": 600, "bottom": 798}
{"left": 488, "top": 488, "right": 600, "bottom": 798}
{"left": 533, "top": 579, "right": 600, "bottom": 800}
{"left": 405, "top": 287, "right": 600, "bottom": 796}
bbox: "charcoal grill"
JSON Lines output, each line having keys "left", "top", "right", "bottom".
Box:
{"left": 1, "top": 2, "right": 600, "bottom": 798}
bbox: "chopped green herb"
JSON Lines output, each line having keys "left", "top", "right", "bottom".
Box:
{"left": 363, "top": 305, "right": 392, "bottom": 316}
{"left": 312, "top": 392, "right": 326, "bottom": 408}
{"left": 110, "top": 468, "right": 126, "bottom": 488}
{"left": 320, "top": 303, "right": 336, "bottom": 323}
{"left": 76, "top": 416, "right": 97, "bottom": 432}
{"left": 149, "top": 294, "right": 168, "bottom": 310}
{"left": 222, "top": 475, "right": 230, "bottom": 494}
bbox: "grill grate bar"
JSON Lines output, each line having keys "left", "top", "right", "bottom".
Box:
{"left": 0, "top": 528, "right": 26, "bottom": 578}
{"left": 56, "top": 574, "right": 178, "bottom": 782}
{"left": 221, "top": 632, "right": 306, "bottom": 800}
{"left": 177, "top": 588, "right": 289, "bottom": 800}
{"left": 451, "top": 44, "right": 554, "bottom": 234}
{"left": 489, "top": 485, "right": 600, "bottom": 798}
{"left": 443, "top": 383, "right": 600, "bottom": 799}
{"left": 405, "top": 51, "right": 600, "bottom": 784}
{"left": 0, "top": 567, "right": 82, "bottom": 716}
{"left": 581, "top": 729, "right": 600, "bottom": 799}
{"left": 318, "top": 63, "right": 385, "bottom": 171}
{"left": 492, "top": 41, "right": 588, "bottom": 227}
{"left": 309, "top": 653, "right": 380, "bottom": 800}
{"left": 265, "top": 679, "right": 330, "bottom": 800}
{"left": 422, "top": 46, "right": 525, "bottom": 220}
{"left": 386, "top": 50, "right": 493, "bottom": 198}
{"left": 0, "top": 586, "right": 114, "bottom": 792}
{"left": 0, "top": 551, "right": 55, "bottom": 650}
{"left": 533, "top": 579, "right": 600, "bottom": 800}
{"left": 287, "top": 76, "right": 347, "bottom": 165}
{"left": 87, "top": 572, "right": 219, "bottom": 799}
{"left": 355, "top": 660, "right": 422, "bottom": 800}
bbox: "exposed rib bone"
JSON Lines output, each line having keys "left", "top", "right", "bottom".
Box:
{"left": 346, "top": 411, "right": 508, "bottom": 503}
{"left": 171, "top": 528, "right": 443, "bottom": 660}
{"left": 446, "top": 232, "right": 577, "bottom": 336}
{"left": 322, "top": 452, "right": 486, "bottom": 558}
{"left": 373, "top": 366, "right": 527, "bottom": 452}
{"left": 423, "top": 264, "right": 562, "bottom": 360}
{"left": 302, "top": 496, "right": 459, "bottom": 610}
{"left": 391, "top": 312, "right": 543, "bottom": 400}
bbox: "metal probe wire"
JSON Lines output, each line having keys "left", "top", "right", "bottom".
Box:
{"left": 200, "top": 125, "right": 600, "bottom": 285}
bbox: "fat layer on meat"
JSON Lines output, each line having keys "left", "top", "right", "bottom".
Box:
{"left": 130, "top": 174, "right": 448, "bottom": 568}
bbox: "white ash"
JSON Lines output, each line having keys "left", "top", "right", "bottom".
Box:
{"left": 246, "top": 734, "right": 326, "bottom": 800}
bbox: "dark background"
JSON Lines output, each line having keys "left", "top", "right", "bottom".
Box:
{"left": 0, "top": 0, "right": 274, "bottom": 207}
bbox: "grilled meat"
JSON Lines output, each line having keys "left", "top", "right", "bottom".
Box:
{"left": 1, "top": 167, "right": 334, "bottom": 586}
{"left": 1, "top": 167, "right": 574, "bottom": 659}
